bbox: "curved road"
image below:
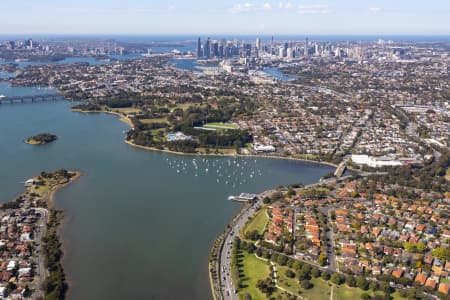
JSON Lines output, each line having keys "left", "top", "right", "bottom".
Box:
{"left": 220, "top": 190, "right": 273, "bottom": 300}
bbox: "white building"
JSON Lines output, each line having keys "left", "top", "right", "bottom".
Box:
{"left": 351, "top": 154, "right": 402, "bottom": 168}
{"left": 254, "top": 144, "right": 276, "bottom": 153}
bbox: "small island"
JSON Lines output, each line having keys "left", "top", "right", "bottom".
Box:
{"left": 24, "top": 133, "right": 58, "bottom": 145}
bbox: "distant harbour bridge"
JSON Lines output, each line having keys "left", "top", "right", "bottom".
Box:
{"left": 0, "top": 93, "right": 62, "bottom": 104}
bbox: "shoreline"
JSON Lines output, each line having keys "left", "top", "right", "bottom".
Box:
{"left": 125, "top": 140, "right": 339, "bottom": 168}
{"left": 53, "top": 172, "right": 86, "bottom": 300}
{"left": 48, "top": 170, "right": 82, "bottom": 207}
{"left": 208, "top": 188, "right": 280, "bottom": 300}
{"left": 72, "top": 107, "right": 339, "bottom": 169}
{"left": 1, "top": 169, "right": 81, "bottom": 299}
{"left": 71, "top": 106, "right": 338, "bottom": 300}
{"left": 71, "top": 108, "right": 133, "bottom": 127}
{"left": 41, "top": 170, "right": 82, "bottom": 299}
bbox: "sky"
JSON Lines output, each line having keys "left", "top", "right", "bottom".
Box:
{"left": 1, "top": 0, "right": 450, "bottom": 35}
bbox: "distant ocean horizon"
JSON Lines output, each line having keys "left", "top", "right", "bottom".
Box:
{"left": 1, "top": 34, "right": 450, "bottom": 43}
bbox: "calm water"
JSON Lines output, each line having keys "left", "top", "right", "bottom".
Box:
{"left": 0, "top": 85, "right": 333, "bottom": 299}
{"left": 171, "top": 58, "right": 201, "bottom": 72}
{"left": 263, "top": 67, "right": 297, "bottom": 81}
{"left": 2, "top": 57, "right": 108, "bottom": 68}
{"left": 1, "top": 47, "right": 194, "bottom": 69}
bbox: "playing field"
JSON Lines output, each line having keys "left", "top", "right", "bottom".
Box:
{"left": 202, "top": 122, "right": 239, "bottom": 130}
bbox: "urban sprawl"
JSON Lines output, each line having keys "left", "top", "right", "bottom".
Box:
{"left": 0, "top": 36, "right": 449, "bottom": 300}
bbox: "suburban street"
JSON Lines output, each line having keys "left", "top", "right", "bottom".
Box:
{"left": 33, "top": 207, "right": 49, "bottom": 300}
{"left": 321, "top": 206, "right": 337, "bottom": 273}
{"left": 217, "top": 177, "right": 352, "bottom": 299}
{"left": 217, "top": 172, "right": 383, "bottom": 299}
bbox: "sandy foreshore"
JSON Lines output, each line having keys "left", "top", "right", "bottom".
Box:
{"left": 71, "top": 108, "right": 134, "bottom": 127}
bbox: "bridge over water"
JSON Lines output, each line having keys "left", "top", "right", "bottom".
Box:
{"left": 0, "top": 93, "right": 62, "bottom": 104}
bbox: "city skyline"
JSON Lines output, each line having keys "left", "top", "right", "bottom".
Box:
{"left": 1, "top": 0, "right": 450, "bottom": 35}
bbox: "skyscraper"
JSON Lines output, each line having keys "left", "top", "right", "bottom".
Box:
{"left": 305, "top": 37, "right": 309, "bottom": 57}
{"left": 197, "top": 37, "right": 202, "bottom": 59}
{"left": 205, "top": 38, "right": 211, "bottom": 59}
{"left": 256, "top": 37, "right": 261, "bottom": 50}
{"left": 271, "top": 36, "right": 274, "bottom": 54}
{"left": 212, "top": 40, "right": 219, "bottom": 58}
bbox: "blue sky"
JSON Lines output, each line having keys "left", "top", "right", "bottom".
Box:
{"left": 1, "top": 0, "right": 449, "bottom": 35}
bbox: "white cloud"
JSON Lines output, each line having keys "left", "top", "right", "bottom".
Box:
{"left": 368, "top": 7, "right": 382, "bottom": 13}
{"left": 262, "top": 3, "right": 273, "bottom": 10}
{"left": 278, "top": 2, "right": 294, "bottom": 9}
{"left": 54, "top": 5, "right": 176, "bottom": 15}
{"left": 284, "top": 2, "right": 294, "bottom": 9}
{"left": 230, "top": 2, "right": 331, "bottom": 14}
{"left": 297, "top": 4, "right": 330, "bottom": 15}
{"left": 230, "top": 3, "right": 256, "bottom": 14}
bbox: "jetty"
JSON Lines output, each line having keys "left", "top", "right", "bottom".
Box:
{"left": 228, "top": 193, "right": 257, "bottom": 202}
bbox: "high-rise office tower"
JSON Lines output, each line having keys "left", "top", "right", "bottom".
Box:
{"left": 305, "top": 37, "right": 309, "bottom": 57}
{"left": 271, "top": 36, "right": 274, "bottom": 54}
{"left": 212, "top": 41, "right": 219, "bottom": 57}
{"left": 278, "top": 46, "right": 285, "bottom": 58}
{"left": 25, "top": 39, "right": 33, "bottom": 49}
{"left": 205, "top": 38, "right": 211, "bottom": 59}
{"left": 197, "top": 37, "right": 202, "bottom": 58}
{"left": 243, "top": 43, "right": 252, "bottom": 58}
{"left": 256, "top": 37, "right": 261, "bottom": 50}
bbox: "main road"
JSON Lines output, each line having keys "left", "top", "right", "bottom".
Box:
{"left": 220, "top": 189, "right": 274, "bottom": 300}
{"left": 33, "top": 207, "right": 49, "bottom": 300}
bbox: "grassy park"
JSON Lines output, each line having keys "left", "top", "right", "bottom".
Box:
{"left": 234, "top": 249, "right": 409, "bottom": 300}
{"left": 243, "top": 208, "right": 269, "bottom": 237}
{"left": 237, "top": 251, "right": 272, "bottom": 300}
{"left": 202, "top": 122, "right": 239, "bottom": 131}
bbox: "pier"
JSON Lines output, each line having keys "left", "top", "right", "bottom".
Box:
{"left": 228, "top": 193, "right": 257, "bottom": 202}
{"left": 0, "top": 93, "right": 61, "bottom": 104}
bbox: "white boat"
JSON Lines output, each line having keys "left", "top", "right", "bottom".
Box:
{"left": 24, "top": 179, "right": 35, "bottom": 187}
{"left": 0, "top": 95, "right": 5, "bottom": 99}
{"left": 227, "top": 196, "right": 235, "bottom": 201}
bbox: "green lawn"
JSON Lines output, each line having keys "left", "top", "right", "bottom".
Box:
{"left": 202, "top": 122, "right": 239, "bottom": 130}
{"left": 111, "top": 107, "right": 141, "bottom": 114}
{"left": 334, "top": 285, "right": 363, "bottom": 300}
{"left": 243, "top": 208, "right": 269, "bottom": 237}
{"left": 140, "top": 117, "right": 169, "bottom": 124}
{"left": 391, "top": 291, "right": 409, "bottom": 300}
{"left": 236, "top": 254, "right": 408, "bottom": 300}
{"left": 291, "top": 153, "right": 320, "bottom": 160}
{"left": 237, "top": 251, "right": 272, "bottom": 300}
{"left": 150, "top": 128, "right": 167, "bottom": 135}
{"left": 334, "top": 284, "right": 375, "bottom": 300}
{"left": 277, "top": 265, "right": 331, "bottom": 299}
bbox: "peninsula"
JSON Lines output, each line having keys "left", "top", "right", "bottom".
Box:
{"left": 24, "top": 133, "right": 58, "bottom": 145}
{"left": 0, "top": 169, "right": 80, "bottom": 299}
